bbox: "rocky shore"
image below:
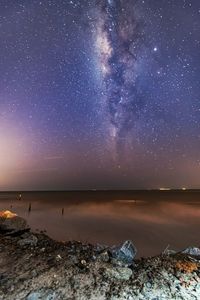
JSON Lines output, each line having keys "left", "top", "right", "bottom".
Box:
{"left": 0, "top": 212, "right": 200, "bottom": 300}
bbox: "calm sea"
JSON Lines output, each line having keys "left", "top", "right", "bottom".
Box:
{"left": 0, "top": 190, "right": 199, "bottom": 257}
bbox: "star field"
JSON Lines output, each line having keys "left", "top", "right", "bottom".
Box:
{"left": 0, "top": 0, "right": 200, "bottom": 190}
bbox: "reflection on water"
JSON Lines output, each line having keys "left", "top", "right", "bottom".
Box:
{"left": 0, "top": 191, "right": 200, "bottom": 257}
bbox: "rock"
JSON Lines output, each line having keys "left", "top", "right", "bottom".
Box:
{"left": 56, "top": 254, "right": 62, "bottom": 261}
{"left": 110, "top": 240, "right": 137, "bottom": 266}
{"left": 31, "top": 270, "right": 38, "bottom": 277}
{"left": 97, "top": 251, "right": 110, "bottom": 263}
{"left": 17, "top": 234, "right": 38, "bottom": 247}
{"left": 81, "top": 259, "right": 87, "bottom": 266}
{"left": 69, "top": 255, "right": 79, "bottom": 265}
{"left": 182, "top": 247, "right": 200, "bottom": 257}
{"left": 146, "top": 282, "right": 152, "bottom": 288}
{"left": 0, "top": 213, "right": 29, "bottom": 235}
{"left": 0, "top": 211, "right": 17, "bottom": 218}
{"left": 163, "top": 249, "right": 177, "bottom": 255}
{"left": 96, "top": 243, "right": 108, "bottom": 252}
{"left": 27, "top": 289, "right": 57, "bottom": 300}
{"left": 104, "top": 266, "right": 133, "bottom": 281}
{"left": 162, "top": 245, "right": 177, "bottom": 255}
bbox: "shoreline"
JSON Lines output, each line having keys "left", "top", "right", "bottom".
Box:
{"left": 0, "top": 214, "right": 199, "bottom": 299}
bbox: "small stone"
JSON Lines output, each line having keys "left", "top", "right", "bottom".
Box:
{"left": 81, "top": 259, "right": 87, "bottom": 265}
{"left": 56, "top": 254, "right": 62, "bottom": 261}
{"left": 96, "top": 243, "right": 108, "bottom": 252}
{"left": 162, "top": 245, "right": 177, "bottom": 255}
{"left": 97, "top": 251, "right": 110, "bottom": 263}
{"left": 31, "top": 270, "right": 37, "bottom": 277}
{"left": 70, "top": 255, "right": 79, "bottom": 265}
{"left": 164, "top": 249, "right": 177, "bottom": 255}
{"left": 18, "top": 235, "right": 38, "bottom": 247}
{"left": 10, "top": 285, "right": 14, "bottom": 292}
{"left": 146, "top": 282, "right": 152, "bottom": 288}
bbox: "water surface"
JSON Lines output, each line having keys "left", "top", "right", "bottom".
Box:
{"left": 0, "top": 191, "right": 199, "bottom": 257}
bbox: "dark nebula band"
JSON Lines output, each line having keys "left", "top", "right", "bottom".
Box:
{"left": 95, "top": 0, "right": 145, "bottom": 154}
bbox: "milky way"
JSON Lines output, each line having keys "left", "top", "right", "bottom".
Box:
{"left": 94, "top": 0, "right": 145, "bottom": 155}
{"left": 1, "top": 1, "right": 200, "bottom": 190}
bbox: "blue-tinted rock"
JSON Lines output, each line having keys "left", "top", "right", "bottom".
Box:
{"left": 182, "top": 247, "right": 200, "bottom": 256}
{"left": 27, "top": 289, "right": 56, "bottom": 300}
{"left": 111, "top": 240, "right": 137, "bottom": 266}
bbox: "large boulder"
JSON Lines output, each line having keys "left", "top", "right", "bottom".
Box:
{"left": 0, "top": 211, "right": 29, "bottom": 235}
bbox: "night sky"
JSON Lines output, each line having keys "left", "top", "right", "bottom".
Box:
{"left": 1, "top": 0, "right": 200, "bottom": 190}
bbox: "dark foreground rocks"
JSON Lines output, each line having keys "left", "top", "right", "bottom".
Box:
{"left": 0, "top": 214, "right": 199, "bottom": 299}
{"left": 0, "top": 211, "right": 29, "bottom": 235}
